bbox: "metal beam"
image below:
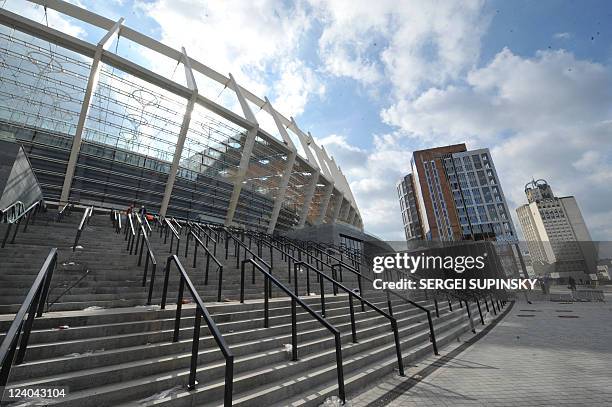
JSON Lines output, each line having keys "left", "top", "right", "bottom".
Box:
{"left": 290, "top": 117, "right": 319, "bottom": 169}
{"left": 315, "top": 183, "right": 334, "bottom": 225}
{"left": 348, "top": 208, "right": 357, "bottom": 225}
{"left": 13, "top": 1, "right": 362, "bottom": 229}
{"left": 28, "top": 1, "right": 350, "bottom": 208}
{"left": 224, "top": 73, "right": 259, "bottom": 226}
{"left": 340, "top": 198, "right": 350, "bottom": 221}
{"left": 159, "top": 48, "right": 198, "bottom": 217}
{"left": 264, "top": 97, "right": 295, "bottom": 150}
{"left": 59, "top": 17, "right": 123, "bottom": 205}
{"left": 311, "top": 142, "right": 333, "bottom": 180}
{"left": 298, "top": 171, "right": 319, "bottom": 228}
{"left": 267, "top": 150, "right": 296, "bottom": 234}
{"left": 331, "top": 191, "right": 343, "bottom": 223}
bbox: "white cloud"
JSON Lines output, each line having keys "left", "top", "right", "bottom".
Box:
{"left": 310, "top": 0, "right": 490, "bottom": 96}
{"left": 381, "top": 48, "right": 612, "bottom": 240}
{"left": 134, "top": 0, "right": 323, "bottom": 129}
{"left": 320, "top": 132, "right": 414, "bottom": 240}
{"left": 554, "top": 32, "right": 572, "bottom": 40}
{"left": 2, "top": 1, "right": 86, "bottom": 39}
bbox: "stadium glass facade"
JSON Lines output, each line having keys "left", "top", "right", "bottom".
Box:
{"left": 0, "top": 0, "right": 362, "bottom": 233}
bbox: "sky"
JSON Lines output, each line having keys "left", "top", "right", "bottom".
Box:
{"left": 3, "top": 0, "right": 612, "bottom": 242}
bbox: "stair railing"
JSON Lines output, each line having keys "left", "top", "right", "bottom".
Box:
{"left": 72, "top": 206, "right": 93, "bottom": 251}
{"left": 170, "top": 217, "right": 183, "bottom": 235}
{"left": 125, "top": 212, "right": 137, "bottom": 254}
{"left": 163, "top": 218, "right": 180, "bottom": 255}
{"left": 190, "top": 222, "right": 218, "bottom": 257}
{"left": 185, "top": 227, "right": 224, "bottom": 302}
{"left": 136, "top": 221, "right": 158, "bottom": 305}
{"left": 257, "top": 235, "right": 440, "bottom": 356}
{"left": 1, "top": 200, "right": 43, "bottom": 248}
{"left": 293, "top": 261, "right": 405, "bottom": 376}
{"left": 56, "top": 201, "right": 73, "bottom": 222}
{"left": 0, "top": 248, "right": 58, "bottom": 387}
{"left": 161, "top": 255, "right": 234, "bottom": 406}
{"left": 240, "top": 258, "right": 346, "bottom": 404}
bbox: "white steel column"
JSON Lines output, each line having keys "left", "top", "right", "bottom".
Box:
{"left": 315, "top": 183, "right": 333, "bottom": 225}
{"left": 266, "top": 150, "right": 296, "bottom": 233}
{"left": 225, "top": 73, "right": 259, "bottom": 226}
{"left": 298, "top": 171, "right": 319, "bottom": 228}
{"left": 331, "top": 192, "right": 343, "bottom": 223}
{"left": 349, "top": 208, "right": 357, "bottom": 225}
{"left": 290, "top": 117, "right": 319, "bottom": 170}
{"left": 266, "top": 97, "right": 297, "bottom": 234}
{"left": 340, "top": 199, "right": 350, "bottom": 221}
{"left": 159, "top": 47, "right": 198, "bottom": 217}
{"left": 59, "top": 17, "right": 123, "bottom": 205}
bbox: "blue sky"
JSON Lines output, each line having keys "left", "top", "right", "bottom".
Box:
{"left": 5, "top": 0, "right": 612, "bottom": 241}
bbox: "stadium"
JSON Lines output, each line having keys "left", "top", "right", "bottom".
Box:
{"left": 0, "top": 0, "right": 362, "bottom": 233}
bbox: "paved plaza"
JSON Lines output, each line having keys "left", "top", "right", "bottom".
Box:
{"left": 352, "top": 298, "right": 612, "bottom": 406}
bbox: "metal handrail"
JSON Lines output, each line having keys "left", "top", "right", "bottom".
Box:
{"left": 170, "top": 217, "right": 183, "bottom": 234}
{"left": 72, "top": 206, "right": 93, "bottom": 252}
{"left": 143, "top": 213, "right": 152, "bottom": 233}
{"left": 160, "top": 255, "right": 234, "bottom": 405}
{"left": 0, "top": 200, "right": 24, "bottom": 224}
{"left": 393, "top": 266, "right": 502, "bottom": 325}
{"left": 191, "top": 222, "right": 218, "bottom": 257}
{"left": 293, "top": 261, "right": 405, "bottom": 376}
{"left": 185, "top": 227, "right": 224, "bottom": 302}
{"left": 263, "top": 234, "right": 440, "bottom": 355}
{"left": 57, "top": 201, "right": 73, "bottom": 222}
{"left": 125, "top": 212, "right": 137, "bottom": 254}
{"left": 1, "top": 200, "right": 43, "bottom": 248}
{"left": 224, "top": 228, "right": 271, "bottom": 270}
{"left": 163, "top": 217, "right": 180, "bottom": 255}
{"left": 137, "top": 221, "right": 158, "bottom": 305}
{"left": 0, "top": 248, "right": 58, "bottom": 387}
{"left": 240, "top": 258, "right": 346, "bottom": 403}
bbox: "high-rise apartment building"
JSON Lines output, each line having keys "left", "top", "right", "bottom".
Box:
{"left": 516, "top": 179, "right": 596, "bottom": 279}
{"left": 397, "top": 174, "right": 423, "bottom": 240}
{"left": 397, "top": 144, "right": 517, "bottom": 242}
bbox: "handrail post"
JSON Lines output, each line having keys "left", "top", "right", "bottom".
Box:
{"left": 320, "top": 276, "right": 326, "bottom": 317}
{"left": 264, "top": 275, "right": 269, "bottom": 328}
{"left": 147, "top": 262, "right": 157, "bottom": 305}
{"left": 143, "top": 253, "right": 150, "bottom": 287}
{"left": 293, "top": 263, "right": 299, "bottom": 295}
{"left": 349, "top": 293, "right": 357, "bottom": 343}
{"left": 138, "top": 232, "right": 145, "bottom": 266}
{"left": 189, "top": 307, "right": 202, "bottom": 389}
{"left": 476, "top": 297, "right": 485, "bottom": 325}
{"left": 391, "top": 319, "right": 405, "bottom": 376}
{"left": 465, "top": 300, "right": 476, "bottom": 334}
{"left": 161, "top": 257, "right": 172, "bottom": 309}
{"left": 224, "top": 357, "right": 234, "bottom": 407}
{"left": 240, "top": 261, "right": 245, "bottom": 303}
{"left": 291, "top": 298, "right": 298, "bottom": 361}
{"left": 334, "top": 333, "right": 346, "bottom": 404}
{"left": 174, "top": 276, "right": 185, "bottom": 342}
{"left": 193, "top": 239, "right": 198, "bottom": 268}
{"left": 427, "top": 311, "right": 439, "bottom": 355}
{"left": 217, "top": 265, "right": 223, "bottom": 302}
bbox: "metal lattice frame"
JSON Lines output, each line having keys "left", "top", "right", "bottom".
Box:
{"left": 0, "top": 0, "right": 362, "bottom": 231}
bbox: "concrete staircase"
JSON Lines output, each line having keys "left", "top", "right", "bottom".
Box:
{"left": 0, "top": 210, "right": 482, "bottom": 406}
